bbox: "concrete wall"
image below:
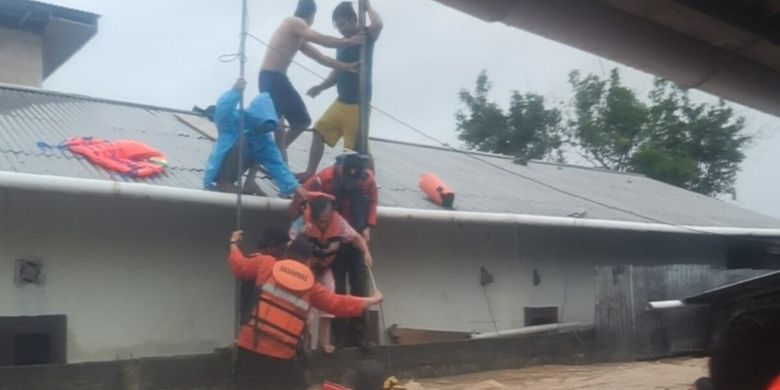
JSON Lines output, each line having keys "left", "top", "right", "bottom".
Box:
{"left": 0, "top": 27, "right": 43, "bottom": 87}
{"left": 0, "top": 188, "right": 279, "bottom": 363}
{"left": 0, "top": 187, "right": 728, "bottom": 362}
{"left": 371, "top": 220, "right": 727, "bottom": 333}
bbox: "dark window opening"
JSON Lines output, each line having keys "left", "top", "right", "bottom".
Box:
{"left": 0, "top": 315, "right": 66, "bottom": 367}
{"left": 525, "top": 307, "right": 559, "bottom": 327}
{"left": 14, "top": 333, "right": 50, "bottom": 366}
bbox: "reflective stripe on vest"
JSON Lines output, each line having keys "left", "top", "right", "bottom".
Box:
{"left": 245, "top": 260, "right": 314, "bottom": 358}
{"left": 262, "top": 283, "right": 311, "bottom": 313}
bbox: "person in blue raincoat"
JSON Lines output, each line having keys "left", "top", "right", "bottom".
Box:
{"left": 204, "top": 79, "right": 304, "bottom": 198}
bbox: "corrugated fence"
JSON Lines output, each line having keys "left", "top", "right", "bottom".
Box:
{"left": 595, "top": 265, "right": 767, "bottom": 361}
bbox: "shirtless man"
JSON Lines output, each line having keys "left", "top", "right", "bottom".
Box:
{"left": 260, "top": 0, "right": 365, "bottom": 162}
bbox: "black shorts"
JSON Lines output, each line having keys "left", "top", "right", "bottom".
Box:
{"left": 259, "top": 70, "right": 312, "bottom": 129}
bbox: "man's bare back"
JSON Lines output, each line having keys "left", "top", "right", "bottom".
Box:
{"left": 261, "top": 17, "right": 306, "bottom": 73}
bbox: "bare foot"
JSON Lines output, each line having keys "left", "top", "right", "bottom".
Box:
{"left": 216, "top": 181, "right": 239, "bottom": 194}
{"left": 320, "top": 344, "right": 335, "bottom": 354}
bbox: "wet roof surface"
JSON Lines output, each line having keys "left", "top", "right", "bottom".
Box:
{"left": 2, "top": 84, "right": 779, "bottom": 229}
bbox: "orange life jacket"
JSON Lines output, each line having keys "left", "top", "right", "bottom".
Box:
{"left": 419, "top": 173, "right": 455, "bottom": 208}
{"left": 240, "top": 260, "right": 315, "bottom": 360}
{"left": 64, "top": 137, "right": 167, "bottom": 177}
{"left": 303, "top": 206, "right": 344, "bottom": 269}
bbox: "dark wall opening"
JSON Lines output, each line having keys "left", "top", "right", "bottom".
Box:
{"left": 14, "top": 333, "right": 51, "bottom": 366}
{"left": 0, "top": 315, "right": 66, "bottom": 366}
{"left": 525, "top": 307, "right": 559, "bottom": 326}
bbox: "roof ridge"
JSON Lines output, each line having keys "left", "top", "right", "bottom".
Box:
{"left": 0, "top": 83, "right": 198, "bottom": 116}
{"left": 367, "top": 136, "right": 647, "bottom": 178}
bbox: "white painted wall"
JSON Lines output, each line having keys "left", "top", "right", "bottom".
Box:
{"left": 370, "top": 220, "right": 727, "bottom": 333}
{"left": 0, "top": 187, "right": 729, "bottom": 362}
{"left": 0, "top": 188, "right": 280, "bottom": 363}
{"left": 0, "top": 27, "right": 43, "bottom": 87}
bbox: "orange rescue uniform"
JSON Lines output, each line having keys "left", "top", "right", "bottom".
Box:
{"left": 228, "top": 248, "right": 366, "bottom": 360}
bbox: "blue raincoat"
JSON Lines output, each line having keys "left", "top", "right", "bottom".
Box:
{"left": 203, "top": 88, "right": 299, "bottom": 196}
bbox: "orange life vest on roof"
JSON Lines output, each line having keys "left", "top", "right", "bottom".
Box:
{"left": 64, "top": 137, "right": 167, "bottom": 177}
{"left": 240, "top": 260, "right": 315, "bottom": 360}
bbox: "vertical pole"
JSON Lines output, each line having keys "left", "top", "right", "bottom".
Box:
{"left": 232, "top": 0, "right": 249, "bottom": 372}
{"left": 357, "top": 0, "right": 370, "bottom": 156}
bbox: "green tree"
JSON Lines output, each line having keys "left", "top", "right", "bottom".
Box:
{"left": 633, "top": 79, "right": 749, "bottom": 196}
{"left": 567, "top": 68, "right": 648, "bottom": 170}
{"left": 456, "top": 71, "right": 563, "bottom": 162}
{"left": 568, "top": 69, "right": 750, "bottom": 197}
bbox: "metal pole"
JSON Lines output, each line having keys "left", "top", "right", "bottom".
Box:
{"left": 357, "top": 0, "right": 370, "bottom": 155}
{"left": 232, "top": 0, "right": 249, "bottom": 372}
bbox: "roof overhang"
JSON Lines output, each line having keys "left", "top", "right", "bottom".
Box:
{"left": 433, "top": 0, "right": 780, "bottom": 117}
{"left": 3, "top": 171, "right": 780, "bottom": 237}
{"left": 0, "top": 0, "right": 99, "bottom": 79}
{"left": 648, "top": 270, "right": 780, "bottom": 310}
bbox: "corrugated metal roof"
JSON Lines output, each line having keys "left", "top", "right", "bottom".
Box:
{"left": 2, "top": 84, "right": 779, "bottom": 229}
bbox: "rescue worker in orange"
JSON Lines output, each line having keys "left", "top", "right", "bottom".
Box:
{"left": 290, "top": 191, "right": 373, "bottom": 353}
{"left": 228, "top": 230, "right": 382, "bottom": 390}
{"left": 291, "top": 154, "right": 378, "bottom": 348}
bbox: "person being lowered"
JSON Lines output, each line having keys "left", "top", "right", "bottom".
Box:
{"left": 203, "top": 78, "right": 304, "bottom": 198}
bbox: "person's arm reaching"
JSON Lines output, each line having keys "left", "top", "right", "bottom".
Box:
{"left": 214, "top": 79, "right": 245, "bottom": 132}
{"left": 309, "top": 283, "right": 383, "bottom": 317}
{"left": 366, "top": 0, "right": 384, "bottom": 42}
{"left": 307, "top": 70, "right": 338, "bottom": 98}
{"left": 301, "top": 43, "right": 359, "bottom": 72}
{"left": 290, "top": 17, "right": 364, "bottom": 48}
{"left": 227, "top": 230, "right": 273, "bottom": 280}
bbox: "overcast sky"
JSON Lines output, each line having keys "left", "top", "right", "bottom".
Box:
{"left": 44, "top": 0, "right": 780, "bottom": 219}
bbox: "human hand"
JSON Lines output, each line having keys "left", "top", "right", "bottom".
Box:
{"left": 369, "top": 290, "right": 383, "bottom": 306}
{"left": 346, "top": 32, "right": 366, "bottom": 46}
{"left": 307, "top": 85, "right": 322, "bottom": 98}
{"left": 234, "top": 78, "right": 246, "bottom": 92}
{"left": 231, "top": 230, "right": 243, "bottom": 244}
{"left": 362, "top": 228, "right": 371, "bottom": 243}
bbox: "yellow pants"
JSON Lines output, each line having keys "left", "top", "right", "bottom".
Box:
{"left": 314, "top": 100, "right": 362, "bottom": 150}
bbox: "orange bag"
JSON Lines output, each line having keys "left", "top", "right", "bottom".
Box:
{"left": 419, "top": 173, "right": 455, "bottom": 208}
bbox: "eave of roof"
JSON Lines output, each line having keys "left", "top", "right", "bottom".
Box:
{"left": 684, "top": 270, "right": 780, "bottom": 305}
{"left": 0, "top": 0, "right": 99, "bottom": 78}
{"left": 432, "top": 0, "right": 780, "bottom": 117}
{"left": 3, "top": 171, "right": 780, "bottom": 238}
